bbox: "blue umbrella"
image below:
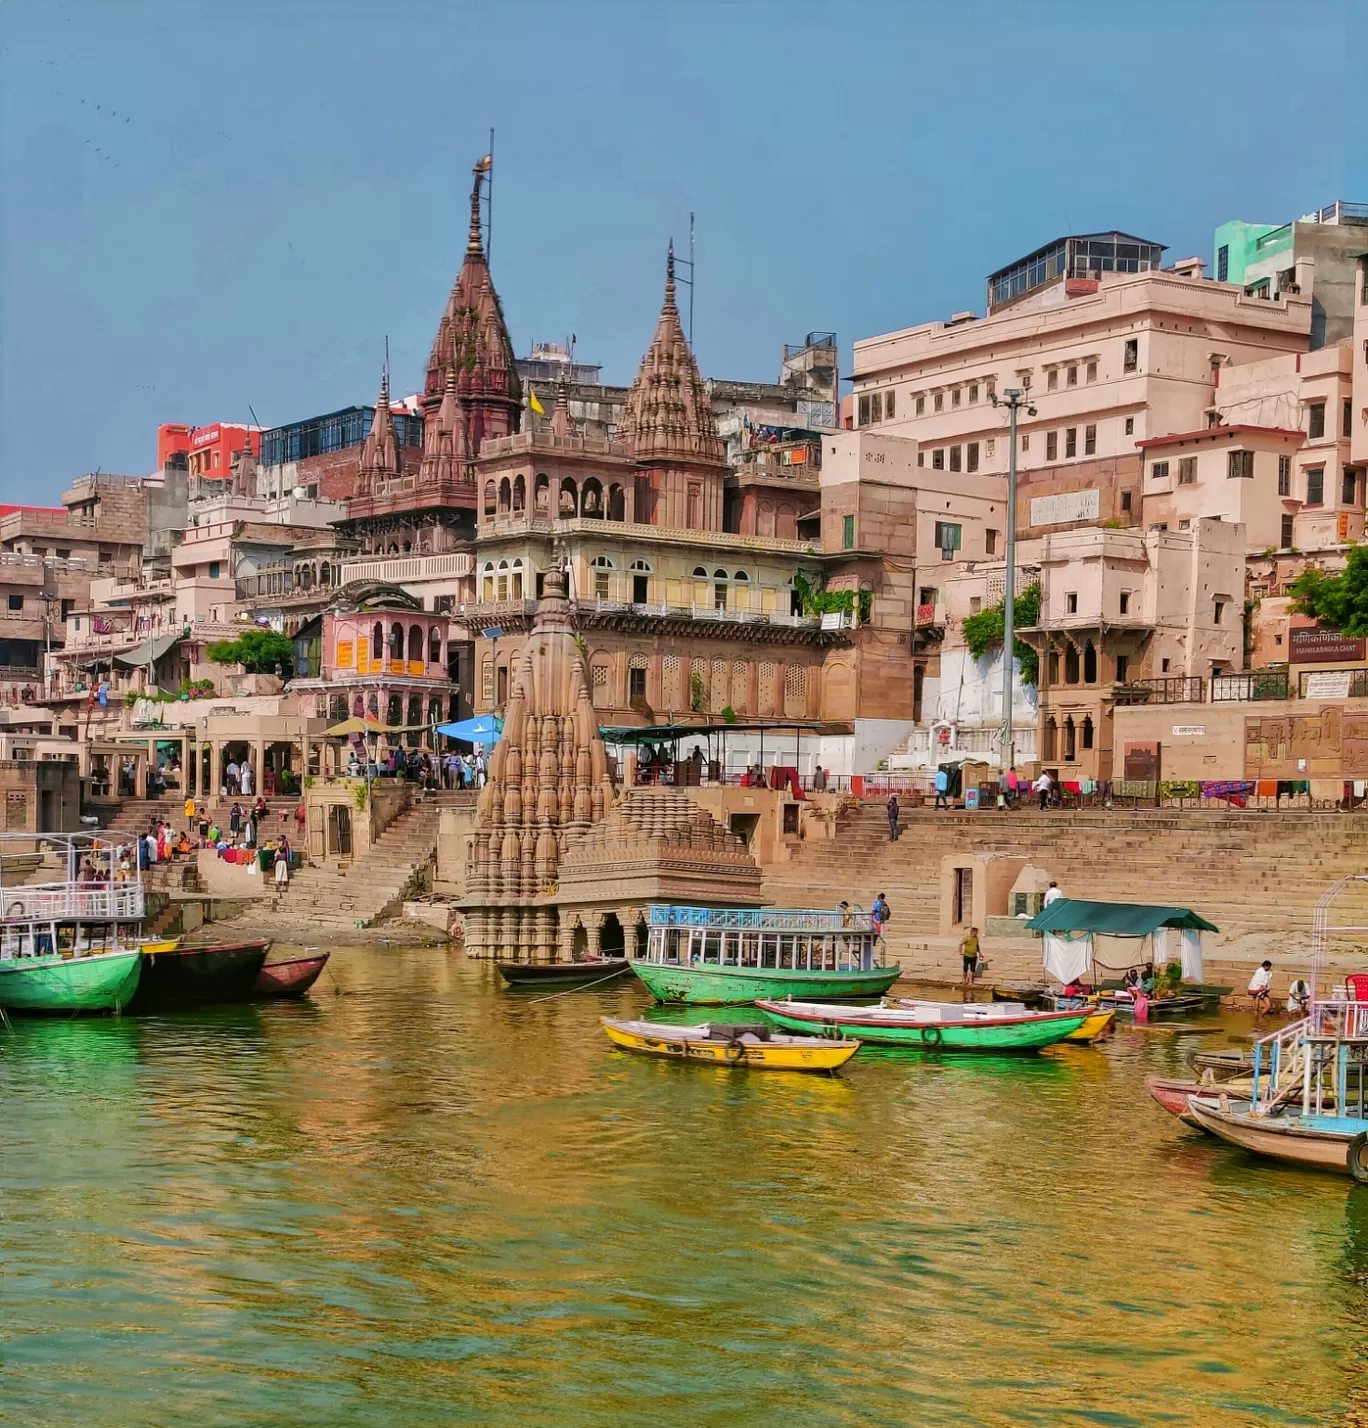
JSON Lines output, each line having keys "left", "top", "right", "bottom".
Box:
{"left": 436, "top": 715, "right": 503, "bottom": 745}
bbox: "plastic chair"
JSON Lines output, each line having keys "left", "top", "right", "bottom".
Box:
{"left": 1346, "top": 974, "right": 1368, "bottom": 1001}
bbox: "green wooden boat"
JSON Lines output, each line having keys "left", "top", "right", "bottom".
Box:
{"left": 0, "top": 947, "right": 143, "bottom": 1013}
{"left": 632, "top": 904, "right": 901, "bottom": 1006}
{"left": 755, "top": 998, "right": 1091, "bottom": 1050}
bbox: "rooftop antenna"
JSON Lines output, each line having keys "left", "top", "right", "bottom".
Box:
{"left": 485, "top": 127, "right": 494, "bottom": 261}
{"left": 673, "top": 212, "right": 697, "bottom": 348}
{"left": 248, "top": 404, "right": 262, "bottom": 430}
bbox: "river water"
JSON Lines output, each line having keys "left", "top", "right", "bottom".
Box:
{"left": 5, "top": 947, "right": 1367, "bottom": 1426}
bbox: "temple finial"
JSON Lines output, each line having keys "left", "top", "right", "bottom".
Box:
{"left": 382, "top": 336, "right": 390, "bottom": 400}
{"left": 468, "top": 155, "right": 491, "bottom": 256}
{"left": 665, "top": 240, "right": 676, "bottom": 310}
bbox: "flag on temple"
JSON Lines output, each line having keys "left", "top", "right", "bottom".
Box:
{"left": 529, "top": 389, "right": 546, "bottom": 416}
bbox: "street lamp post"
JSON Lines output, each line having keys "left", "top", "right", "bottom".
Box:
{"left": 989, "top": 386, "right": 1036, "bottom": 779}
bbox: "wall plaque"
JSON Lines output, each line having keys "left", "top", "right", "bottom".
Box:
{"left": 1288, "top": 626, "right": 1366, "bottom": 664}
{"left": 1030, "top": 489, "right": 1101, "bottom": 527}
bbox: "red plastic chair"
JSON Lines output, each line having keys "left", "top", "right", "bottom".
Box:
{"left": 1346, "top": 974, "right": 1368, "bottom": 1001}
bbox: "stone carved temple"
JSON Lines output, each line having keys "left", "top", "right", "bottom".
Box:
{"left": 461, "top": 563, "right": 767, "bottom": 963}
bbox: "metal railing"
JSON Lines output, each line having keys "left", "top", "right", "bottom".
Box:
{"left": 1, "top": 883, "right": 146, "bottom": 921}
{"left": 1300, "top": 668, "right": 1368, "bottom": 699}
{"left": 648, "top": 904, "right": 875, "bottom": 933}
{"left": 1211, "top": 670, "right": 1291, "bottom": 702}
{"left": 1113, "top": 676, "right": 1205, "bottom": 705}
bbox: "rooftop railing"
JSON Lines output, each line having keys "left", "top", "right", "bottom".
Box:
{"left": 1, "top": 883, "right": 146, "bottom": 922}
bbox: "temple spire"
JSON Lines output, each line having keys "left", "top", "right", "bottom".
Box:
{"left": 356, "top": 353, "right": 401, "bottom": 492}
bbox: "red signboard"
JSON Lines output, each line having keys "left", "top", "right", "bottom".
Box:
{"left": 1288, "top": 626, "right": 1367, "bottom": 664}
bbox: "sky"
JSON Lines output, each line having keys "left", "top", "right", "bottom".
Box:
{"left": 1, "top": 0, "right": 1363, "bottom": 503}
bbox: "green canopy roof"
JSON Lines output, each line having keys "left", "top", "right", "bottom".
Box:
{"left": 1026, "top": 898, "right": 1219, "bottom": 937}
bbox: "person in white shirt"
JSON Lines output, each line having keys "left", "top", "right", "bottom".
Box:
{"left": 1034, "top": 771, "right": 1053, "bottom": 811}
{"left": 1043, "top": 881, "right": 1063, "bottom": 906}
{"left": 1286, "top": 978, "right": 1311, "bottom": 1017}
{"left": 1248, "top": 960, "right": 1274, "bottom": 1018}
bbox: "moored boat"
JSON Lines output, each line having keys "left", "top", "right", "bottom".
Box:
{"left": 498, "top": 957, "right": 629, "bottom": 987}
{"left": 1147, "top": 1075, "right": 1249, "bottom": 1126}
{"left": 253, "top": 951, "right": 330, "bottom": 999}
{"left": 127, "top": 939, "right": 272, "bottom": 1012}
{"left": 1189, "top": 1047, "right": 1257, "bottom": 1079}
{"left": 756, "top": 998, "right": 1090, "bottom": 1051}
{"left": 1185, "top": 1097, "right": 1366, "bottom": 1175}
{"left": 601, "top": 1017, "right": 859, "bottom": 1072}
{"left": 0, "top": 946, "right": 142, "bottom": 1014}
{"left": 991, "top": 983, "right": 1047, "bottom": 1008}
{"left": 629, "top": 904, "right": 900, "bottom": 1005}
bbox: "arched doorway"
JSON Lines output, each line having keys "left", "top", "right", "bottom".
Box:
{"left": 599, "top": 912, "right": 625, "bottom": 956}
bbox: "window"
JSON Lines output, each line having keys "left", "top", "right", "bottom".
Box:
{"left": 933, "top": 521, "right": 962, "bottom": 559}
{"left": 1065, "top": 427, "right": 1077, "bottom": 458}
{"left": 1160, "top": 658, "right": 1170, "bottom": 674}
{"left": 1082, "top": 715, "right": 1095, "bottom": 748}
{"left": 630, "top": 559, "right": 651, "bottom": 604}
{"left": 628, "top": 666, "right": 647, "bottom": 703}
{"left": 1124, "top": 416, "right": 1135, "bottom": 436}
{"left": 590, "top": 554, "right": 613, "bottom": 600}
{"left": 952, "top": 388, "right": 961, "bottom": 407}
{"left": 1213, "top": 600, "right": 1225, "bottom": 625}
{"left": 1123, "top": 339, "right": 1138, "bottom": 373}
{"left": 1021, "top": 432, "right": 1029, "bottom": 451}
{"left": 966, "top": 441, "right": 979, "bottom": 473}
{"left": 932, "top": 449, "right": 945, "bottom": 470}
{"left": 969, "top": 597, "right": 981, "bottom": 614}
{"left": 915, "top": 395, "right": 925, "bottom": 416}
{"left": 1116, "top": 653, "right": 1131, "bottom": 682}
{"left": 1046, "top": 431, "right": 1058, "bottom": 461}
{"left": 949, "top": 445, "right": 962, "bottom": 472}
{"left": 1120, "top": 490, "right": 1132, "bottom": 513}
{"left": 1345, "top": 470, "right": 1359, "bottom": 506}
{"left": 934, "top": 393, "right": 944, "bottom": 412}
{"left": 1308, "top": 402, "right": 1326, "bottom": 439}
{"left": 985, "top": 438, "right": 995, "bottom": 457}
{"left": 1151, "top": 460, "right": 1170, "bottom": 482}
{"left": 968, "top": 384, "right": 978, "bottom": 403}
{"left": 1178, "top": 457, "right": 1196, "bottom": 485}
{"left": 60, "top": 598, "right": 74, "bottom": 620}
{"left": 208, "top": 561, "right": 221, "bottom": 579}
{"left": 1067, "top": 366, "right": 1078, "bottom": 387}
{"left": 1065, "top": 591, "right": 1078, "bottom": 614}
{"left": 1086, "top": 361, "right": 1097, "bottom": 383}
{"left": 886, "top": 390, "right": 896, "bottom": 419}
{"left": 7, "top": 594, "right": 22, "bottom": 611}
{"left": 1306, "top": 467, "right": 1324, "bottom": 504}
{"left": 1119, "top": 591, "right": 1131, "bottom": 614}
{"left": 919, "top": 587, "right": 937, "bottom": 606}
{"left": 985, "top": 528, "right": 998, "bottom": 556}
{"left": 1047, "top": 369, "right": 1059, "bottom": 391}
{"left": 714, "top": 568, "right": 729, "bottom": 610}
{"left": 1278, "top": 454, "right": 1291, "bottom": 495}
{"left": 917, "top": 452, "right": 925, "bottom": 467}
{"left": 1083, "top": 643, "right": 1097, "bottom": 683}
{"left": 1281, "top": 514, "right": 1295, "bottom": 547}
{"left": 1084, "top": 424, "right": 1097, "bottom": 456}
{"left": 1346, "top": 400, "right": 1354, "bottom": 438}
{"left": 1217, "top": 244, "right": 1229, "bottom": 283}
{"left": 842, "top": 515, "right": 855, "bottom": 549}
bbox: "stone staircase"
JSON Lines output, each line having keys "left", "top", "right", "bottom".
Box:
{"left": 255, "top": 801, "right": 442, "bottom": 931}
{"left": 764, "top": 802, "right": 1368, "bottom": 987}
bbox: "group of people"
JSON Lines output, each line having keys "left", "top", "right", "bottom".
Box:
{"left": 221, "top": 759, "right": 255, "bottom": 798}
{"left": 1247, "top": 961, "right": 1312, "bottom": 1020}
{"left": 343, "top": 745, "right": 486, "bottom": 790}
{"left": 836, "top": 894, "right": 893, "bottom": 945}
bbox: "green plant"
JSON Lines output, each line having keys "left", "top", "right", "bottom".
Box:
{"left": 205, "top": 629, "right": 295, "bottom": 675}
{"left": 354, "top": 783, "right": 369, "bottom": 812}
{"left": 303, "top": 775, "right": 315, "bottom": 789}
{"left": 690, "top": 668, "right": 705, "bottom": 712}
{"left": 1164, "top": 960, "right": 1183, "bottom": 991}
{"left": 793, "top": 571, "right": 873, "bottom": 624}
{"left": 1289, "top": 543, "right": 1368, "bottom": 635}
{"left": 720, "top": 705, "right": 737, "bottom": 724}
{"left": 961, "top": 582, "right": 1042, "bottom": 685}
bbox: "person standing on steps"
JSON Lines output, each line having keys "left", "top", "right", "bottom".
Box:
{"left": 871, "top": 893, "right": 890, "bottom": 949}
{"left": 887, "top": 795, "right": 900, "bottom": 841}
{"left": 229, "top": 802, "right": 243, "bottom": 839}
{"left": 274, "top": 836, "right": 291, "bottom": 891}
{"left": 959, "top": 926, "right": 981, "bottom": 1000}
{"left": 1034, "top": 769, "right": 1053, "bottom": 811}
{"left": 1044, "top": 880, "right": 1063, "bottom": 907}
{"left": 934, "top": 765, "right": 950, "bottom": 810}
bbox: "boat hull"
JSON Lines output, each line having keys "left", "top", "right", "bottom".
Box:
{"left": 0, "top": 948, "right": 142, "bottom": 1013}
{"left": 601, "top": 1018, "right": 858, "bottom": 1072}
{"left": 498, "top": 958, "right": 629, "bottom": 987}
{"left": 756, "top": 1000, "right": 1090, "bottom": 1050}
{"left": 1065, "top": 1008, "right": 1116, "bottom": 1042}
{"left": 1186, "top": 1098, "right": 1360, "bottom": 1174}
{"left": 628, "top": 959, "right": 901, "bottom": 1006}
{"left": 253, "top": 953, "right": 329, "bottom": 999}
{"left": 126, "top": 940, "right": 271, "bottom": 1013}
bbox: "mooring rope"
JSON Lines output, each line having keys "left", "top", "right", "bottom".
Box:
{"left": 525, "top": 966, "right": 632, "bottom": 1004}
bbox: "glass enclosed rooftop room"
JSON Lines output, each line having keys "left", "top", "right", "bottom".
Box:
{"left": 986, "top": 232, "right": 1166, "bottom": 312}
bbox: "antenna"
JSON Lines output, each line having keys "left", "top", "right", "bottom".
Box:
{"left": 485, "top": 126, "right": 494, "bottom": 261}
{"left": 673, "top": 213, "right": 696, "bottom": 348}
{"left": 384, "top": 335, "right": 390, "bottom": 389}
{"left": 248, "top": 404, "right": 262, "bottom": 430}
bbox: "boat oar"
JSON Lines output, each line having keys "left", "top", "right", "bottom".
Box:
{"left": 526, "top": 966, "right": 632, "bottom": 1004}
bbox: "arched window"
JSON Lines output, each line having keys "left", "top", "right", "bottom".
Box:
{"left": 511, "top": 557, "right": 524, "bottom": 600}
{"left": 389, "top": 622, "right": 404, "bottom": 660}
{"left": 429, "top": 627, "right": 443, "bottom": 666}
{"left": 692, "top": 566, "right": 708, "bottom": 578}
{"left": 482, "top": 561, "right": 495, "bottom": 602}
{"left": 512, "top": 474, "right": 525, "bottom": 512}
{"left": 496, "top": 559, "right": 509, "bottom": 602}
{"left": 1044, "top": 716, "right": 1057, "bottom": 761}
{"left": 1063, "top": 716, "right": 1077, "bottom": 761}
{"left": 534, "top": 473, "right": 550, "bottom": 514}
{"left": 590, "top": 555, "right": 614, "bottom": 601}
{"left": 371, "top": 622, "right": 384, "bottom": 662}
{"left": 484, "top": 480, "right": 497, "bottom": 516}
{"left": 629, "top": 559, "right": 651, "bottom": 604}
{"left": 1065, "top": 646, "right": 1080, "bottom": 684}
{"left": 559, "top": 479, "right": 578, "bottom": 517}
{"left": 407, "top": 694, "right": 422, "bottom": 747}
{"left": 351, "top": 694, "right": 365, "bottom": 717}
{"left": 713, "top": 568, "right": 729, "bottom": 611}
{"left": 1081, "top": 715, "right": 1094, "bottom": 750}
{"left": 320, "top": 561, "right": 331, "bottom": 587}
{"left": 402, "top": 541, "right": 411, "bottom": 553}
{"left": 608, "top": 483, "right": 625, "bottom": 521}
{"left": 582, "top": 478, "right": 603, "bottom": 517}
{"left": 1083, "top": 641, "right": 1098, "bottom": 684}
{"left": 498, "top": 477, "right": 511, "bottom": 513}
{"left": 408, "top": 624, "right": 423, "bottom": 662}
{"left": 386, "top": 693, "right": 402, "bottom": 726}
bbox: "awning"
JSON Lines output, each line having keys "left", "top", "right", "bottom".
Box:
{"left": 436, "top": 715, "right": 502, "bottom": 744}
{"left": 112, "top": 633, "right": 183, "bottom": 669}
{"left": 325, "top": 716, "right": 395, "bottom": 736}
{"left": 1026, "top": 898, "right": 1219, "bottom": 937}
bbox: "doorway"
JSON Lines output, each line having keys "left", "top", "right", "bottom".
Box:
{"left": 599, "top": 912, "right": 625, "bottom": 956}
{"left": 954, "top": 866, "right": 973, "bottom": 926}
{"left": 327, "top": 804, "right": 353, "bottom": 858}
{"left": 728, "top": 813, "right": 760, "bottom": 851}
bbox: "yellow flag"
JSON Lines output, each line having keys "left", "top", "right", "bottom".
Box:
{"left": 529, "top": 389, "right": 545, "bottom": 416}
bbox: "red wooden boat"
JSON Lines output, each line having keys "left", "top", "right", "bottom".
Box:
{"left": 126, "top": 939, "right": 272, "bottom": 1012}
{"left": 1148, "top": 1074, "right": 1249, "bottom": 1127}
{"left": 253, "top": 952, "right": 330, "bottom": 998}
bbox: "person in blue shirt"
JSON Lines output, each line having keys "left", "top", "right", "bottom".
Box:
{"left": 934, "top": 766, "right": 950, "bottom": 809}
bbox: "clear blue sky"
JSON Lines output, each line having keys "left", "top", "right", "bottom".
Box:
{"left": 1, "top": 0, "right": 1362, "bottom": 502}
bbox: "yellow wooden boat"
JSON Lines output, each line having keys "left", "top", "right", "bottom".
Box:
{"left": 601, "top": 1018, "right": 859, "bottom": 1072}
{"left": 1065, "top": 1007, "right": 1117, "bottom": 1042}
{"left": 137, "top": 936, "right": 182, "bottom": 956}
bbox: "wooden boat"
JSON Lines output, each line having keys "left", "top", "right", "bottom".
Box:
{"left": 0, "top": 946, "right": 142, "bottom": 1013}
{"left": 1102, "top": 988, "right": 1208, "bottom": 1019}
{"left": 1065, "top": 1006, "right": 1117, "bottom": 1042}
{"left": 1147, "top": 1076, "right": 1250, "bottom": 1126}
{"left": 253, "top": 952, "right": 329, "bottom": 998}
{"left": 756, "top": 998, "right": 1090, "bottom": 1051}
{"left": 1185, "top": 1097, "right": 1367, "bottom": 1175}
{"left": 1189, "top": 1047, "right": 1257, "bottom": 1078}
{"left": 137, "top": 936, "right": 181, "bottom": 955}
{"left": 126, "top": 939, "right": 272, "bottom": 1012}
{"left": 601, "top": 1017, "right": 859, "bottom": 1072}
{"left": 630, "top": 904, "right": 900, "bottom": 1005}
{"left": 497, "top": 957, "right": 629, "bottom": 987}
{"left": 991, "top": 983, "right": 1047, "bottom": 1008}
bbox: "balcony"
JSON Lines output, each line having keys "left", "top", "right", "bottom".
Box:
{"left": 455, "top": 597, "right": 825, "bottom": 637}
{"left": 1211, "top": 670, "right": 1291, "bottom": 702}
{"left": 335, "top": 551, "right": 473, "bottom": 585}
{"left": 1113, "top": 676, "right": 1205, "bottom": 705}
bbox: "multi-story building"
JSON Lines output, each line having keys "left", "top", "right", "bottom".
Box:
{"left": 157, "top": 421, "right": 260, "bottom": 497}
{"left": 253, "top": 400, "right": 425, "bottom": 506}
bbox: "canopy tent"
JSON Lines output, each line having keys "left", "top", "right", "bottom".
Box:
{"left": 112, "top": 633, "right": 183, "bottom": 668}
{"left": 1027, "top": 898, "right": 1217, "bottom": 987}
{"left": 436, "top": 715, "right": 503, "bottom": 745}
{"left": 325, "top": 716, "right": 397, "bottom": 736}
{"left": 1026, "top": 899, "right": 1219, "bottom": 937}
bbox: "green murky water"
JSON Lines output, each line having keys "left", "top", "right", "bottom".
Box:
{"left": 5, "top": 949, "right": 1367, "bottom": 1426}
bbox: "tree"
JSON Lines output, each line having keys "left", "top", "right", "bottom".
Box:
{"left": 1289, "top": 546, "right": 1368, "bottom": 636}
{"left": 206, "top": 629, "right": 295, "bottom": 675}
{"left": 960, "top": 582, "right": 1041, "bottom": 685}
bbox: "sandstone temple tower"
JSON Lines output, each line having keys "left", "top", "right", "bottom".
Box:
{"left": 461, "top": 563, "right": 617, "bottom": 962}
